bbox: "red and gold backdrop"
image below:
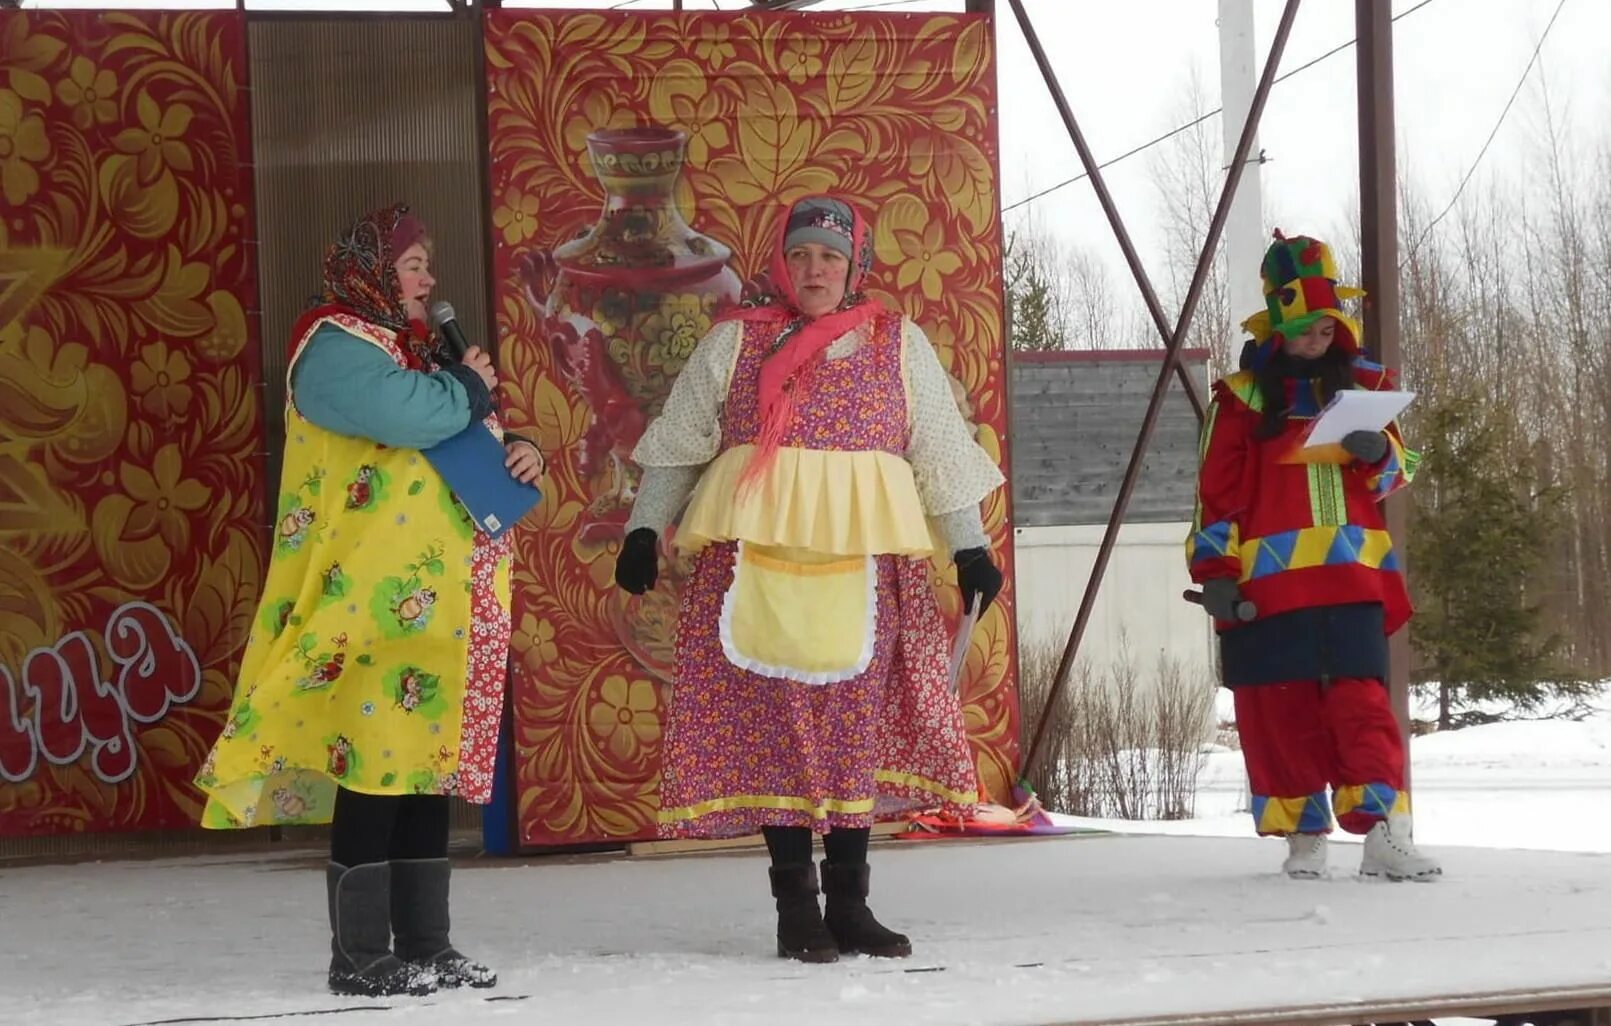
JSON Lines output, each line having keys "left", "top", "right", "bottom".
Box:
{"left": 0, "top": 11, "right": 263, "bottom": 836}
{"left": 486, "top": 10, "right": 1018, "bottom": 847}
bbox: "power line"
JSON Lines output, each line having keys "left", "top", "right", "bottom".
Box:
{"left": 1400, "top": 0, "right": 1569, "bottom": 269}
{"left": 1002, "top": 0, "right": 1440, "bottom": 215}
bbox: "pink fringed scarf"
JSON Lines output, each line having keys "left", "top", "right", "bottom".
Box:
{"left": 721, "top": 197, "right": 885, "bottom": 489}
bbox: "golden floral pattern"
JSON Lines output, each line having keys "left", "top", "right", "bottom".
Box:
{"left": 129, "top": 341, "right": 193, "bottom": 421}
{"left": 0, "top": 87, "right": 48, "bottom": 204}
{"left": 113, "top": 92, "right": 194, "bottom": 185}
{"left": 587, "top": 675, "right": 662, "bottom": 763}
{"left": 0, "top": 10, "right": 263, "bottom": 837}
{"left": 493, "top": 185, "right": 541, "bottom": 246}
{"left": 55, "top": 56, "right": 116, "bottom": 130}
{"left": 644, "top": 292, "right": 711, "bottom": 365}
{"left": 488, "top": 10, "right": 1017, "bottom": 847}
{"left": 511, "top": 611, "right": 559, "bottom": 671}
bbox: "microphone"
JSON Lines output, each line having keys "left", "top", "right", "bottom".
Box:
{"left": 428, "top": 301, "right": 470, "bottom": 362}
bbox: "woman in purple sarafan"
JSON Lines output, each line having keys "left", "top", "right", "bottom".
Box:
{"left": 614, "top": 195, "right": 1006, "bottom": 963}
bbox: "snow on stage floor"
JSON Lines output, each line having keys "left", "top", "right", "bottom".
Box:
{"left": 6, "top": 833, "right": 1611, "bottom": 1026}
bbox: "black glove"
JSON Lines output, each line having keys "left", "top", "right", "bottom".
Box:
{"left": 1341, "top": 430, "right": 1388, "bottom": 464}
{"left": 614, "top": 528, "right": 659, "bottom": 595}
{"left": 955, "top": 547, "right": 1003, "bottom": 615}
{"left": 1200, "top": 577, "right": 1248, "bottom": 621}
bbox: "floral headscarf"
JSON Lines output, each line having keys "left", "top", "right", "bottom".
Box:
{"left": 289, "top": 203, "right": 434, "bottom": 368}
{"left": 321, "top": 202, "right": 418, "bottom": 332}
{"left": 722, "top": 195, "right": 884, "bottom": 487}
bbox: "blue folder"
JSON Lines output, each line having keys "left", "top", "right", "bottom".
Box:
{"left": 421, "top": 422, "right": 542, "bottom": 540}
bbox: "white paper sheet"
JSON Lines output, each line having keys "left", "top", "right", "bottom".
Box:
{"left": 1304, "top": 389, "right": 1415, "bottom": 447}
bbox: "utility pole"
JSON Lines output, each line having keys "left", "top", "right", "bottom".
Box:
{"left": 1218, "top": 0, "right": 1266, "bottom": 350}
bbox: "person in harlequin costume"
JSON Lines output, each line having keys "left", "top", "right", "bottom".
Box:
{"left": 1187, "top": 231, "right": 1442, "bottom": 883}
{"left": 196, "top": 204, "right": 547, "bottom": 995}
{"left": 613, "top": 196, "right": 1006, "bottom": 961}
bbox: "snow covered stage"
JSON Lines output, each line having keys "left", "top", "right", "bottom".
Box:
{"left": 7, "top": 833, "right": 1610, "bottom": 1026}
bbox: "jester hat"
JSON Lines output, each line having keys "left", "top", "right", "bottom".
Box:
{"left": 1239, "top": 230, "right": 1365, "bottom": 369}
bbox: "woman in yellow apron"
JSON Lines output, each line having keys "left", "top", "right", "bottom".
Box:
{"left": 196, "top": 204, "right": 543, "bottom": 996}
{"left": 614, "top": 196, "right": 1005, "bottom": 962}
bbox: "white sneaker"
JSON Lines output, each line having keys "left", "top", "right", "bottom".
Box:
{"left": 1360, "top": 814, "right": 1442, "bottom": 881}
{"left": 1282, "top": 833, "right": 1327, "bottom": 879}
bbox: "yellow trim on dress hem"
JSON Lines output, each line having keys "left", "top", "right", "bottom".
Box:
{"left": 658, "top": 794, "right": 877, "bottom": 823}
{"left": 873, "top": 769, "right": 977, "bottom": 806}
{"left": 658, "top": 773, "right": 976, "bottom": 825}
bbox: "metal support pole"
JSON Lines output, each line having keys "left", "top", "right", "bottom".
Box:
{"left": 1021, "top": 0, "right": 1302, "bottom": 774}
{"left": 471, "top": 0, "right": 500, "bottom": 362}
{"left": 1357, "top": 0, "right": 1411, "bottom": 749}
{"left": 1005, "top": 0, "right": 1207, "bottom": 422}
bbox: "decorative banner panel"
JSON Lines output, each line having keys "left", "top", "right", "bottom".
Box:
{"left": 486, "top": 10, "right": 1018, "bottom": 847}
{"left": 0, "top": 11, "right": 264, "bottom": 836}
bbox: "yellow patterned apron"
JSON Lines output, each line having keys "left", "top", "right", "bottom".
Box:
{"left": 198, "top": 315, "right": 480, "bottom": 827}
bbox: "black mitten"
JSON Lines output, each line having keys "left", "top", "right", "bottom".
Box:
{"left": 955, "top": 548, "right": 1003, "bottom": 615}
{"left": 614, "top": 528, "right": 659, "bottom": 595}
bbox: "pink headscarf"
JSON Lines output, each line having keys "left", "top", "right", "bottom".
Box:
{"left": 722, "top": 196, "right": 885, "bottom": 487}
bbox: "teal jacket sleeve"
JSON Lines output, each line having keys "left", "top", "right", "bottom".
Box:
{"left": 290, "top": 324, "right": 491, "bottom": 450}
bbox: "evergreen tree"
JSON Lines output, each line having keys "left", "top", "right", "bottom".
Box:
{"left": 1005, "top": 231, "right": 1063, "bottom": 352}
{"left": 1407, "top": 393, "right": 1588, "bottom": 728}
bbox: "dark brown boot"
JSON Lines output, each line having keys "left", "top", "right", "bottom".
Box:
{"left": 768, "top": 863, "right": 838, "bottom": 963}
{"left": 821, "top": 861, "right": 912, "bottom": 958}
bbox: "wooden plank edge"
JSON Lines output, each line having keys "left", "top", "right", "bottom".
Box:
{"left": 1030, "top": 984, "right": 1611, "bottom": 1026}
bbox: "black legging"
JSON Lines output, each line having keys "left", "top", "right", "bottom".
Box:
{"left": 330, "top": 788, "right": 450, "bottom": 867}
{"left": 762, "top": 825, "right": 870, "bottom": 867}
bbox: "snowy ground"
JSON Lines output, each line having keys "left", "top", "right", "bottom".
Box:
{"left": 1093, "top": 687, "right": 1611, "bottom": 854}
{"left": 4, "top": 693, "right": 1608, "bottom": 1026}
{"left": 4, "top": 835, "right": 1611, "bottom": 1026}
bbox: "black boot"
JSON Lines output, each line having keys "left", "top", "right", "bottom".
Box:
{"left": 391, "top": 858, "right": 497, "bottom": 989}
{"left": 327, "top": 862, "right": 438, "bottom": 996}
{"left": 768, "top": 863, "right": 839, "bottom": 963}
{"left": 821, "top": 861, "right": 912, "bottom": 958}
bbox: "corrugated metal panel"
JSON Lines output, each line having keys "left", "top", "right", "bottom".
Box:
{"left": 249, "top": 15, "right": 491, "bottom": 487}
{"left": 1010, "top": 356, "right": 1210, "bottom": 527}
